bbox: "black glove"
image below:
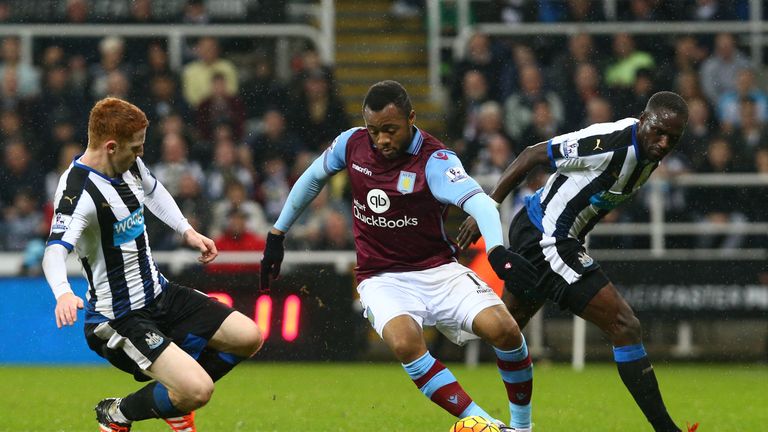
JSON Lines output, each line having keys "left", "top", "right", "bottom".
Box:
{"left": 488, "top": 246, "right": 538, "bottom": 293}
{"left": 259, "top": 232, "right": 285, "bottom": 292}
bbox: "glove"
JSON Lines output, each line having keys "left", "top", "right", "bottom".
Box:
{"left": 488, "top": 246, "right": 538, "bottom": 293}
{"left": 259, "top": 232, "right": 285, "bottom": 292}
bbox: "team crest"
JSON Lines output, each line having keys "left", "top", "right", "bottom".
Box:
{"left": 397, "top": 171, "right": 416, "bottom": 194}
{"left": 145, "top": 331, "right": 164, "bottom": 349}
{"left": 577, "top": 251, "right": 594, "bottom": 267}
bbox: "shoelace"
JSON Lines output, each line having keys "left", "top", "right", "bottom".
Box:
{"left": 163, "top": 412, "right": 196, "bottom": 432}
{"left": 686, "top": 422, "right": 699, "bottom": 432}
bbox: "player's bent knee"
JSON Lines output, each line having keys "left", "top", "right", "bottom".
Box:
{"left": 175, "top": 373, "right": 215, "bottom": 410}
{"left": 487, "top": 316, "right": 522, "bottom": 349}
{"left": 608, "top": 312, "right": 642, "bottom": 345}
{"left": 388, "top": 336, "right": 424, "bottom": 362}
{"left": 240, "top": 322, "right": 263, "bottom": 357}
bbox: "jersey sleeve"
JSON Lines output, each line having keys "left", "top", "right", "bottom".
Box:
{"left": 47, "top": 176, "right": 95, "bottom": 252}
{"left": 547, "top": 129, "right": 615, "bottom": 171}
{"left": 425, "top": 150, "right": 484, "bottom": 208}
{"left": 322, "top": 127, "right": 361, "bottom": 174}
{"left": 135, "top": 157, "right": 159, "bottom": 195}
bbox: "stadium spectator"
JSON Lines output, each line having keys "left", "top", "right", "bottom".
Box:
{"left": 195, "top": 72, "right": 246, "bottom": 142}
{"left": 1, "top": 139, "right": 42, "bottom": 205}
{"left": 728, "top": 96, "right": 768, "bottom": 170}
{"left": 153, "top": 131, "right": 205, "bottom": 197}
{"left": 471, "top": 133, "right": 515, "bottom": 181}
{"left": 462, "top": 100, "right": 514, "bottom": 167}
{"left": 584, "top": 96, "right": 615, "bottom": 126}
{"left": 613, "top": 68, "right": 657, "bottom": 119}
{"left": 0, "top": 36, "right": 40, "bottom": 98}
{"left": 520, "top": 99, "right": 561, "bottom": 146}
{"left": 182, "top": 36, "right": 238, "bottom": 108}
{"left": 674, "top": 69, "right": 708, "bottom": 103}
{"left": 205, "top": 135, "right": 254, "bottom": 201}
{"left": 89, "top": 36, "right": 132, "bottom": 100}
{"left": 451, "top": 33, "right": 510, "bottom": 102}
{"left": 548, "top": 32, "right": 603, "bottom": 95}
{"left": 690, "top": 135, "right": 749, "bottom": 251}
{"left": 257, "top": 153, "right": 291, "bottom": 222}
{"left": 656, "top": 35, "right": 707, "bottom": 90}
{"left": 3, "top": 188, "right": 44, "bottom": 252}
{"left": 245, "top": 108, "right": 304, "bottom": 169}
{"left": 676, "top": 96, "right": 714, "bottom": 167}
{"left": 503, "top": 64, "right": 564, "bottom": 141}
{"left": 38, "top": 63, "right": 88, "bottom": 145}
{"left": 210, "top": 181, "right": 269, "bottom": 239}
{"left": 261, "top": 80, "right": 535, "bottom": 431}
{"left": 458, "top": 91, "right": 692, "bottom": 432}
{"left": 561, "top": 62, "right": 607, "bottom": 131}
{"left": 148, "top": 173, "right": 212, "bottom": 251}
{"left": 45, "top": 142, "right": 83, "bottom": 203}
{"left": 241, "top": 53, "right": 288, "bottom": 119}
{"left": 287, "top": 69, "right": 349, "bottom": 152}
{"left": 145, "top": 111, "right": 202, "bottom": 165}
{"left": 604, "top": 33, "right": 655, "bottom": 89}
{"left": 206, "top": 208, "right": 265, "bottom": 274}
{"left": 140, "top": 73, "right": 190, "bottom": 126}
{"left": 181, "top": 0, "right": 209, "bottom": 24}
{"left": 561, "top": 0, "right": 606, "bottom": 22}
{"left": 447, "top": 70, "right": 493, "bottom": 160}
{"left": 314, "top": 209, "right": 354, "bottom": 250}
{"left": 717, "top": 67, "right": 768, "bottom": 130}
{"left": 699, "top": 32, "right": 750, "bottom": 105}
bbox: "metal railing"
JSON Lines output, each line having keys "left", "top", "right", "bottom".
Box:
{"left": 426, "top": 0, "right": 766, "bottom": 103}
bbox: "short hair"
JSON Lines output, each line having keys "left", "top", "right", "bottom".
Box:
{"left": 362, "top": 80, "right": 412, "bottom": 116}
{"left": 88, "top": 97, "right": 148, "bottom": 149}
{"left": 645, "top": 91, "right": 689, "bottom": 119}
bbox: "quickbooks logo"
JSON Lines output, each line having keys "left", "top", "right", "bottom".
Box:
{"left": 353, "top": 206, "right": 418, "bottom": 228}
{"left": 113, "top": 205, "right": 145, "bottom": 246}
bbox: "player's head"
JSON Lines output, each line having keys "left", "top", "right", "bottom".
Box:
{"left": 88, "top": 97, "right": 148, "bottom": 172}
{"left": 362, "top": 80, "right": 415, "bottom": 160}
{"left": 637, "top": 91, "right": 688, "bottom": 162}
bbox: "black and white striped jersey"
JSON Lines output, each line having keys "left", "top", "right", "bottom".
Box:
{"left": 47, "top": 156, "right": 168, "bottom": 323}
{"left": 525, "top": 118, "right": 658, "bottom": 242}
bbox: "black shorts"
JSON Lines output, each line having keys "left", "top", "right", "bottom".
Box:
{"left": 506, "top": 209, "right": 610, "bottom": 314}
{"left": 85, "top": 282, "right": 235, "bottom": 381}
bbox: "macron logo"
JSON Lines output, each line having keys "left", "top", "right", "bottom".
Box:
{"left": 447, "top": 394, "right": 458, "bottom": 404}
{"left": 352, "top": 163, "right": 372, "bottom": 176}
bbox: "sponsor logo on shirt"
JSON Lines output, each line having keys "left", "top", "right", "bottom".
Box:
{"left": 112, "top": 205, "right": 145, "bottom": 246}
{"left": 589, "top": 191, "right": 630, "bottom": 210}
{"left": 353, "top": 207, "right": 419, "bottom": 228}
{"left": 352, "top": 163, "right": 372, "bottom": 176}
{"left": 445, "top": 166, "right": 468, "bottom": 183}
{"left": 397, "top": 171, "right": 416, "bottom": 194}
{"left": 51, "top": 212, "right": 72, "bottom": 233}
{"left": 367, "top": 189, "right": 390, "bottom": 214}
{"left": 433, "top": 151, "right": 449, "bottom": 160}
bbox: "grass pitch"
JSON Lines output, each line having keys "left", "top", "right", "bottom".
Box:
{"left": 0, "top": 362, "right": 765, "bottom": 431}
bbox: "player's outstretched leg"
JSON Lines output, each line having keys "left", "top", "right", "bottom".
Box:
{"left": 473, "top": 305, "right": 533, "bottom": 432}
{"left": 384, "top": 315, "right": 497, "bottom": 421}
{"left": 581, "top": 283, "right": 682, "bottom": 432}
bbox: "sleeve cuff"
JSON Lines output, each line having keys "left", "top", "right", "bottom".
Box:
{"left": 46, "top": 240, "right": 74, "bottom": 251}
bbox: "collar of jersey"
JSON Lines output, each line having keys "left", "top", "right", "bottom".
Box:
{"left": 405, "top": 126, "right": 424, "bottom": 155}
{"left": 73, "top": 155, "right": 124, "bottom": 185}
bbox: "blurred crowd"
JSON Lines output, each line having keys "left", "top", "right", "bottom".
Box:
{"left": 0, "top": 0, "right": 766, "bottom": 276}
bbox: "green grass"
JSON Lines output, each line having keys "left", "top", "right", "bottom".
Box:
{"left": 0, "top": 362, "right": 765, "bottom": 431}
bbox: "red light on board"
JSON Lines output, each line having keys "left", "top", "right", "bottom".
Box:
{"left": 254, "top": 295, "right": 272, "bottom": 340}
{"left": 282, "top": 294, "right": 301, "bottom": 341}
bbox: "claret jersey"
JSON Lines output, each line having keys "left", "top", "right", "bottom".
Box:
{"left": 323, "top": 127, "right": 484, "bottom": 281}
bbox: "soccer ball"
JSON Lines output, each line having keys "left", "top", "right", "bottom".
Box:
{"left": 449, "top": 416, "right": 501, "bottom": 432}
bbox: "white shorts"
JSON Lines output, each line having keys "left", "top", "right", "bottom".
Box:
{"left": 357, "top": 262, "right": 504, "bottom": 346}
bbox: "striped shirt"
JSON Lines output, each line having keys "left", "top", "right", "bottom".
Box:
{"left": 526, "top": 118, "right": 658, "bottom": 241}
{"left": 47, "top": 157, "right": 169, "bottom": 323}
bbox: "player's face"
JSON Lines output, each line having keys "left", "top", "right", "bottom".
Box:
{"left": 637, "top": 109, "right": 687, "bottom": 162}
{"left": 363, "top": 103, "right": 415, "bottom": 160}
{"left": 111, "top": 128, "right": 146, "bottom": 173}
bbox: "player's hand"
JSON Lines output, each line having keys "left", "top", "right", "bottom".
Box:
{"left": 183, "top": 229, "right": 218, "bottom": 264}
{"left": 260, "top": 231, "right": 285, "bottom": 292}
{"left": 457, "top": 216, "right": 482, "bottom": 250}
{"left": 55, "top": 292, "right": 84, "bottom": 328}
{"left": 487, "top": 246, "right": 538, "bottom": 292}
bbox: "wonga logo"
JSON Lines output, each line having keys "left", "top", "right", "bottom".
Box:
{"left": 113, "top": 205, "right": 145, "bottom": 246}
{"left": 367, "top": 189, "right": 390, "bottom": 214}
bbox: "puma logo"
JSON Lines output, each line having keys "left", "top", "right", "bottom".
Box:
{"left": 101, "top": 202, "right": 111, "bottom": 209}
{"left": 593, "top": 139, "right": 603, "bottom": 151}
{"left": 62, "top": 195, "right": 75, "bottom": 205}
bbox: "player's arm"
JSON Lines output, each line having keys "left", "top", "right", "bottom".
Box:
{"left": 139, "top": 158, "right": 217, "bottom": 263}
{"left": 426, "top": 151, "right": 538, "bottom": 288}
{"left": 488, "top": 141, "right": 550, "bottom": 204}
{"left": 456, "top": 141, "right": 549, "bottom": 249}
{"left": 43, "top": 187, "right": 92, "bottom": 328}
{"left": 260, "top": 128, "right": 357, "bottom": 290}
